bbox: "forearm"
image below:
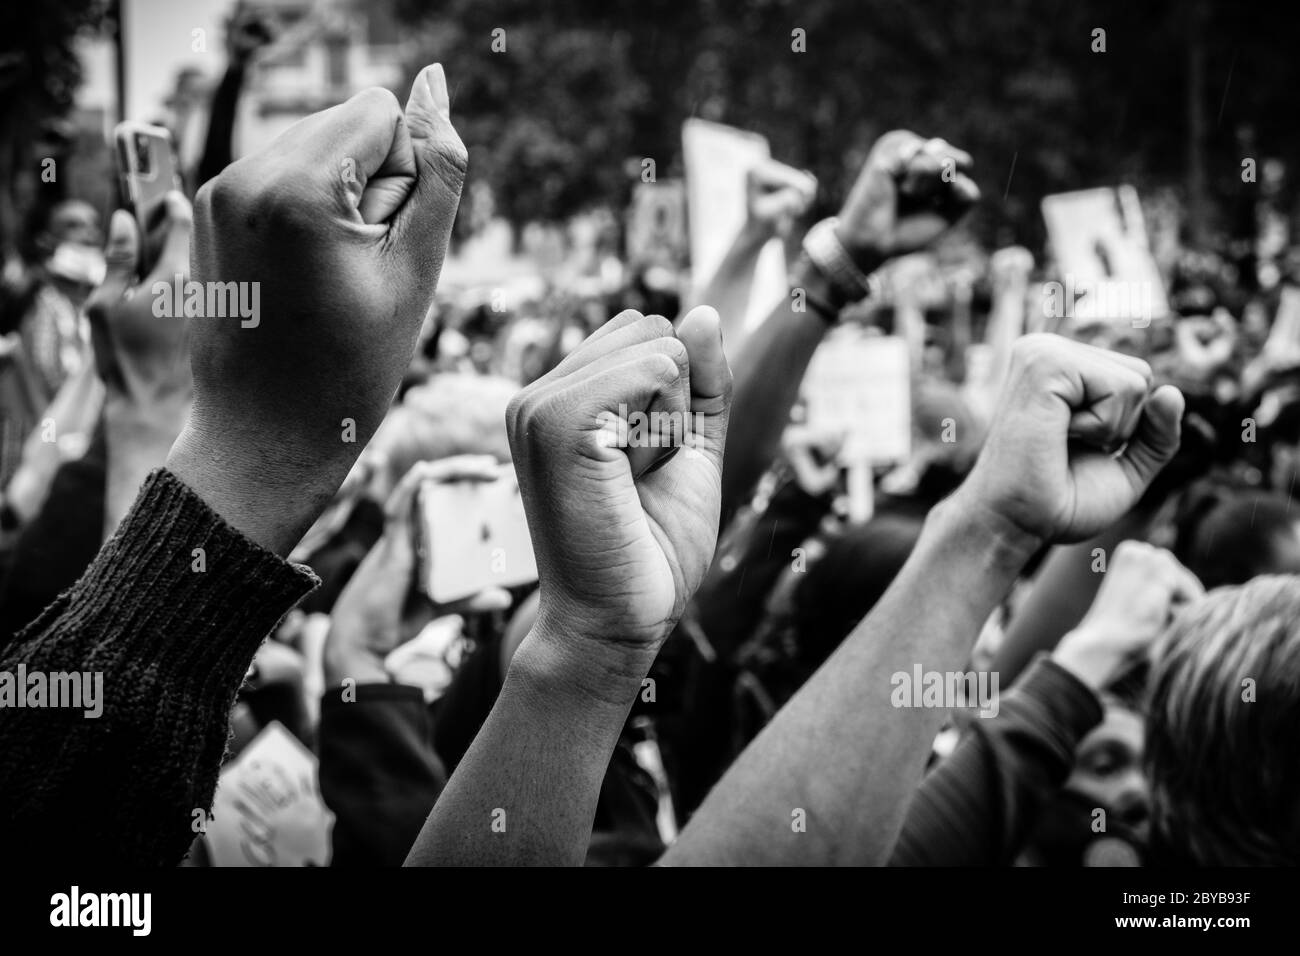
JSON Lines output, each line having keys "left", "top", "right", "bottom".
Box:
{"left": 166, "top": 419, "right": 348, "bottom": 557}
{"left": 406, "top": 628, "right": 653, "bottom": 866}
{"left": 662, "top": 492, "right": 1038, "bottom": 865}
{"left": 0, "top": 469, "right": 316, "bottom": 865}
{"left": 687, "top": 223, "right": 769, "bottom": 345}
{"left": 720, "top": 258, "right": 843, "bottom": 523}
{"left": 195, "top": 63, "right": 246, "bottom": 189}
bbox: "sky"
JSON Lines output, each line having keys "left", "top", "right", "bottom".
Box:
{"left": 122, "top": 0, "right": 233, "bottom": 121}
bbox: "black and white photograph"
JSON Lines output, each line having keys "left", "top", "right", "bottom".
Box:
{"left": 0, "top": 0, "right": 1293, "bottom": 933}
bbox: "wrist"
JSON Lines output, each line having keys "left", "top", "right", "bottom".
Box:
{"left": 801, "top": 218, "right": 883, "bottom": 307}
{"left": 511, "top": 618, "right": 658, "bottom": 711}
{"left": 737, "top": 217, "right": 776, "bottom": 250}
{"left": 166, "top": 421, "right": 341, "bottom": 556}
{"left": 323, "top": 643, "right": 389, "bottom": 688}
{"left": 791, "top": 255, "right": 850, "bottom": 320}
{"left": 934, "top": 487, "right": 1044, "bottom": 577}
{"left": 830, "top": 220, "right": 887, "bottom": 276}
{"left": 1052, "top": 627, "right": 1119, "bottom": 691}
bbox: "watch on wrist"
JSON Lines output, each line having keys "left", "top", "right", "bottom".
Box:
{"left": 792, "top": 252, "right": 843, "bottom": 320}
{"left": 801, "top": 217, "right": 883, "bottom": 304}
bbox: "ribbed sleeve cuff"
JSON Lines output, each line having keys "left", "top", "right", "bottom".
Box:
{"left": 66, "top": 468, "right": 319, "bottom": 691}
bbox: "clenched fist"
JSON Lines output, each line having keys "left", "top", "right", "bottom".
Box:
{"left": 746, "top": 159, "right": 817, "bottom": 240}
{"left": 834, "top": 130, "right": 980, "bottom": 270}
{"left": 168, "top": 64, "right": 467, "bottom": 554}
{"left": 956, "top": 334, "right": 1184, "bottom": 547}
{"left": 507, "top": 307, "right": 732, "bottom": 663}
{"left": 1054, "top": 541, "right": 1203, "bottom": 691}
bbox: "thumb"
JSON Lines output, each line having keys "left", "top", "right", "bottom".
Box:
{"left": 675, "top": 305, "right": 732, "bottom": 475}
{"left": 391, "top": 63, "right": 468, "bottom": 262}
{"left": 1117, "top": 385, "right": 1184, "bottom": 495}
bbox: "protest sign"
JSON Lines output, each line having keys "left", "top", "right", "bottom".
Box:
{"left": 803, "top": 330, "right": 912, "bottom": 465}
{"left": 626, "top": 179, "right": 688, "bottom": 271}
{"left": 682, "top": 119, "right": 788, "bottom": 331}
{"left": 205, "top": 722, "right": 332, "bottom": 867}
{"left": 802, "top": 331, "right": 912, "bottom": 521}
{"left": 1041, "top": 186, "right": 1169, "bottom": 327}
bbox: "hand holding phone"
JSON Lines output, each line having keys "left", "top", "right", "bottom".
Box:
{"left": 114, "top": 122, "right": 181, "bottom": 276}
{"left": 416, "top": 461, "right": 538, "bottom": 604}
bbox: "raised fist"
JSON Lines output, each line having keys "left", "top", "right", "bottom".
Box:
{"left": 168, "top": 64, "right": 467, "bottom": 554}
{"left": 506, "top": 307, "right": 731, "bottom": 661}
{"left": 834, "top": 130, "right": 980, "bottom": 270}
{"left": 956, "top": 334, "right": 1184, "bottom": 547}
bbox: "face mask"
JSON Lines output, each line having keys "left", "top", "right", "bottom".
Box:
{"left": 47, "top": 242, "right": 106, "bottom": 287}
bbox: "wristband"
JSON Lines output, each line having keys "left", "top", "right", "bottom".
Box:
{"left": 792, "top": 253, "right": 843, "bottom": 321}
{"left": 802, "top": 217, "right": 883, "bottom": 304}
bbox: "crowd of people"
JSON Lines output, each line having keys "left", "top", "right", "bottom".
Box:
{"left": 1, "top": 36, "right": 1299, "bottom": 869}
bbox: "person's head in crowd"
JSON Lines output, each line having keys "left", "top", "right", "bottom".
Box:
{"left": 1021, "top": 696, "right": 1150, "bottom": 867}
{"left": 1239, "top": 297, "right": 1273, "bottom": 349}
{"left": 26, "top": 199, "right": 104, "bottom": 295}
{"left": 1071, "top": 699, "right": 1150, "bottom": 846}
{"left": 373, "top": 373, "right": 517, "bottom": 498}
{"left": 1145, "top": 575, "right": 1300, "bottom": 865}
{"left": 1023, "top": 541, "right": 1203, "bottom": 867}
{"left": 1173, "top": 485, "right": 1300, "bottom": 589}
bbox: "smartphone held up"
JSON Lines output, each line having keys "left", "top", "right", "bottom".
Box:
{"left": 415, "top": 464, "right": 539, "bottom": 605}
{"left": 113, "top": 121, "right": 181, "bottom": 276}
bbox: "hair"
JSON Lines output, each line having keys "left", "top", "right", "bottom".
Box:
{"left": 1144, "top": 575, "right": 1300, "bottom": 865}
{"left": 1173, "top": 485, "right": 1299, "bottom": 589}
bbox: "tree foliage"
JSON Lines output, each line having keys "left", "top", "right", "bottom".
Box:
{"left": 388, "top": 0, "right": 1300, "bottom": 245}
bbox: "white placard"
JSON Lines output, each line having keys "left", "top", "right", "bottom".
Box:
{"left": 205, "top": 722, "right": 332, "bottom": 867}
{"left": 682, "top": 119, "right": 788, "bottom": 330}
{"left": 1041, "top": 186, "right": 1169, "bottom": 326}
{"left": 802, "top": 331, "right": 912, "bottom": 465}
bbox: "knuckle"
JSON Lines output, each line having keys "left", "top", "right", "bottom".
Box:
{"left": 259, "top": 172, "right": 317, "bottom": 235}
{"left": 505, "top": 391, "right": 530, "bottom": 437}
{"left": 660, "top": 335, "right": 689, "bottom": 365}
{"left": 196, "top": 171, "right": 243, "bottom": 223}
{"left": 1010, "top": 333, "right": 1052, "bottom": 372}
{"left": 642, "top": 313, "right": 675, "bottom": 340}
{"left": 648, "top": 351, "right": 682, "bottom": 384}
{"left": 1114, "top": 540, "right": 1147, "bottom": 562}
{"left": 354, "top": 86, "right": 402, "bottom": 118}
{"left": 419, "top": 142, "right": 469, "bottom": 198}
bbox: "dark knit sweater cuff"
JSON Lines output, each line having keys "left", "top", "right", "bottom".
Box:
{"left": 61, "top": 468, "right": 319, "bottom": 691}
